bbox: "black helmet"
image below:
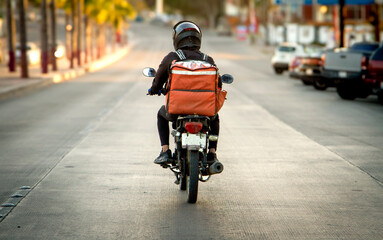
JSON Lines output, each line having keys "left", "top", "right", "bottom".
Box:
{"left": 172, "top": 21, "right": 202, "bottom": 51}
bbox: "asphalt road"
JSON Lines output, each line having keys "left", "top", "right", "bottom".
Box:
{"left": 0, "top": 22, "right": 382, "bottom": 239}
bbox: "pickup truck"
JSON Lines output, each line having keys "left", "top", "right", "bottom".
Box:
{"left": 321, "top": 42, "right": 380, "bottom": 100}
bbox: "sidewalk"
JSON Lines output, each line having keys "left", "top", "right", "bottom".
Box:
{"left": 0, "top": 45, "right": 132, "bottom": 100}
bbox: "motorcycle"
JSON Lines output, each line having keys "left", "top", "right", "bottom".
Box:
{"left": 143, "top": 67, "right": 233, "bottom": 203}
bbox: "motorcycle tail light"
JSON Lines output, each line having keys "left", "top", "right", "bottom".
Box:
{"left": 185, "top": 122, "right": 203, "bottom": 134}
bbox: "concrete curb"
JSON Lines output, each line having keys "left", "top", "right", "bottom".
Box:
{"left": 0, "top": 44, "right": 133, "bottom": 101}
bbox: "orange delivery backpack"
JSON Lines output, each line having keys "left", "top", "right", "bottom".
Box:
{"left": 165, "top": 50, "right": 227, "bottom": 117}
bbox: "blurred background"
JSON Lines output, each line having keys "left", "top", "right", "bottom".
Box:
{"left": 0, "top": 0, "right": 382, "bottom": 85}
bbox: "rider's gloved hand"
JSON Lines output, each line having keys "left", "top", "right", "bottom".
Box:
{"left": 148, "top": 88, "right": 161, "bottom": 96}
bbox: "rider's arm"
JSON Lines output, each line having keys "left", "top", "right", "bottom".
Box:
{"left": 151, "top": 52, "right": 178, "bottom": 93}
{"left": 206, "top": 55, "right": 223, "bottom": 89}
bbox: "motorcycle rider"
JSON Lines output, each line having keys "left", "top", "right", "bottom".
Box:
{"left": 148, "top": 20, "right": 222, "bottom": 165}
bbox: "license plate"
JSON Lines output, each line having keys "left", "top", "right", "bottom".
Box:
{"left": 306, "top": 69, "right": 313, "bottom": 75}
{"left": 339, "top": 71, "right": 347, "bottom": 78}
{"left": 182, "top": 133, "right": 207, "bottom": 150}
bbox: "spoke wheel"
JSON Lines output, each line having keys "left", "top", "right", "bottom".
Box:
{"left": 187, "top": 150, "right": 199, "bottom": 203}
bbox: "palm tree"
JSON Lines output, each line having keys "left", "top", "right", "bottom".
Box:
{"left": 50, "top": 0, "right": 57, "bottom": 71}
{"left": 6, "top": 0, "right": 16, "bottom": 72}
{"left": 41, "top": 0, "right": 48, "bottom": 73}
{"left": 70, "top": 0, "right": 76, "bottom": 68}
{"left": 55, "top": 0, "right": 73, "bottom": 66}
{"left": 17, "top": 0, "right": 28, "bottom": 78}
{"left": 77, "top": 0, "right": 83, "bottom": 66}
{"left": 85, "top": 0, "right": 135, "bottom": 59}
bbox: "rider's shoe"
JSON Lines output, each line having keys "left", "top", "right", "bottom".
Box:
{"left": 207, "top": 152, "right": 219, "bottom": 164}
{"left": 154, "top": 149, "right": 172, "bottom": 164}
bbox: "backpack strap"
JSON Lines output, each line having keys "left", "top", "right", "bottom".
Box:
{"left": 176, "top": 50, "right": 208, "bottom": 61}
{"left": 175, "top": 49, "right": 186, "bottom": 60}
{"left": 202, "top": 53, "right": 208, "bottom": 61}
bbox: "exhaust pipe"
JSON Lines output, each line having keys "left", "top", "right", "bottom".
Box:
{"left": 209, "top": 161, "right": 224, "bottom": 175}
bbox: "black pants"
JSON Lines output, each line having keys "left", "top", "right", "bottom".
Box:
{"left": 157, "top": 105, "right": 219, "bottom": 150}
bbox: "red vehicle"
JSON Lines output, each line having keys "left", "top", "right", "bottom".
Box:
{"left": 289, "top": 46, "right": 331, "bottom": 90}
{"left": 288, "top": 56, "right": 302, "bottom": 80}
{"left": 298, "top": 55, "right": 329, "bottom": 90}
{"left": 363, "top": 46, "right": 383, "bottom": 104}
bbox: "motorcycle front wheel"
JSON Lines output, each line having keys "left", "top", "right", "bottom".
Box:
{"left": 187, "top": 150, "right": 199, "bottom": 203}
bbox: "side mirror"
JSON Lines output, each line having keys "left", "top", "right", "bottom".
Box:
{"left": 221, "top": 74, "right": 234, "bottom": 84}
{"left": 143, "top": 67, "right": 156, "bottom": 77}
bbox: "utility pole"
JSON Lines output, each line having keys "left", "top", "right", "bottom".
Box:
{"left": 18, "top": 0, "right": 28, "bottom": 78}
{"left": 339, "top": 0, "right": 345, "bottom": 47}
{"left": 312, "top": 0, "right": 317, "bottom": 23}
{"left": 371, "top": 3, "right": 380, "bottom": 42}
{"left": 6, "top": 0, "right": 16, "bottom": 72}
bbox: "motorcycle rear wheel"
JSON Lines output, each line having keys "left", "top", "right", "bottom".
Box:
{"left": 187, "top": 150, "right": 199, "bottom": 203}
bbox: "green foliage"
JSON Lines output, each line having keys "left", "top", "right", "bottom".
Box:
{"left": 85, "top": 0, "right": 136, "bottom": 28}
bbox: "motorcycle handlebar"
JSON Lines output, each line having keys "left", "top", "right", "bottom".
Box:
{"left": 147, "top": 88, "right": 167, "bottom": 96}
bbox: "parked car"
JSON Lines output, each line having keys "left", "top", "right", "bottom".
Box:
{"left": 15, "top": 42, "right": 41, "bottom": 66}
{"left": 363, "top": 45, "right": 383, "bottom": 104}
{"left": 288, "top": 46, "right": 333, "bottom": 90}
{"left": 288, "top": 56, "right": 302, "bottom": 80}
{"left": 298, "top": 55, "right": 327, "bottom": 89}
{"left": 321, "top": 42, "right": 380, "bottom": 100}
{"left": 272, "top": 42, "right": 306, "bottom": 74}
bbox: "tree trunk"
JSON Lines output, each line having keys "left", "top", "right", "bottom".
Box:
{"left": 50, "top": 0, "right": 57, "bottom": 71}
{"left": 202, "top": 1, "right": 217, "bottom": 29}
{"left": 97, "top": 25, "right": 101, "bottom": 59}
{"left": 84, "top": 16, "right": 88, "bottom": 64}
{"left": 77, "top": 0, "right": 82, "bottom": 66}
{"left": 65, "top": 12, "right": 70, "bottom": 61}
{"left": 90, "top": 21, "right": 95, "bottom": 61}
{"left": 70, "top": 0, "right": 76, "bottom": 68}
{"left": 18, "top": 0, "right": 28, "bottom": 78}
{"left": 41, "top": 0, "right": 48, "bottom": 73}
{"left": 6, "top": 0, "right": 16, "bottom": 72}
{"left": 112, "top": 27, "right": 116, "bottom": 53}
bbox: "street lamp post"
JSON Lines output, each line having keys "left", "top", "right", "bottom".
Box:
{"left": 339, "top": 0, "right": 345, "bottom": 47}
